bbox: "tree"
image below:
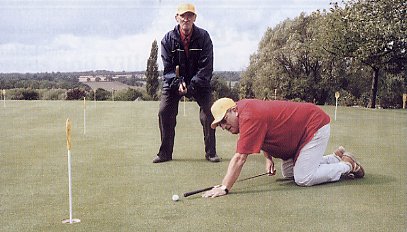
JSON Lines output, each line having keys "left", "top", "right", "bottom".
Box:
{"left": 21, "top": 89, "right": 39, "bottom": 100}
{"left": 241, "top": 13, "right": 338, "bottom": 104}
{"left": 115, "top": 88, "right": 143, "bottom": 101}
{"left": 66, "top": 88, "right": 86, "bottom": 100}
{"left": 326, "top": 0, "right": 406, "bottom": 108}
{"left": 211, "top": 75, "right": 239, "bottom": 101}
{"left": 145, "top": 40, "right": 160, "bottom": 100}
{"left": 94, "top": 88, "right": 110, "bottom": 101}
{"left": 239, "top": 54, "right": 258, "bottom": 99}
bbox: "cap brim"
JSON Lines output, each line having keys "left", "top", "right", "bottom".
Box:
{"left": 210, "top": 121, "right": 220, "bottom": 129}
{"left": 211, "top": 113, "right": 226, "bottom": 129}
{"left": 177, "top": 10, "right": 196, "bottom": 15}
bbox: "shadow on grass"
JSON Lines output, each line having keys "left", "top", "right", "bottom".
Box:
{"left": 234, "top": 173, "right": 397, "bottom": 195}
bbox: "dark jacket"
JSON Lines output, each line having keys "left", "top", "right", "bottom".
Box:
{"left": 161, "top": 24, "right": 213, "bottom": 92}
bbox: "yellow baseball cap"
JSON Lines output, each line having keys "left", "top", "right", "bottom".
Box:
{"left": 211, "top": 98, "right": 236, "bottom": 129}
{"left": 176, "top": 3, "right": 196, "bottom": 15}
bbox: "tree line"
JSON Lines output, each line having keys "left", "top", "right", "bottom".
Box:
{"left": 0, "top": 64, "right": 241, "bottom": 101}
{"left": 1, "top": 0, "right": 405, "bottom": 108}
{"left": 239, "top": 0, "right": 405, "bottom": 108}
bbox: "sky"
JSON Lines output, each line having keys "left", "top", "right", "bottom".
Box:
{"left": 0, "top": 0, "right": 332, "bottom": 73}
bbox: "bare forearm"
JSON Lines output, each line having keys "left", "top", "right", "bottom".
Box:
{"left": 202, "top": 153, "right": 249, "bottom": 198}
{"left": 222, "top": 153, "right": 248, "bottom": 190}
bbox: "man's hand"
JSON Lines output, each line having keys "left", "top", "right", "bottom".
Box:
{"left": 202, "top": 185, "right": 228, "bottom": 198}
{"left": 186, "top": 81, "right": 197, "bottom": 96}
{"left": 264, "top": 152, "right": 276, "bottom": 176}
{"left": 178, "top": 81, "right": 187, "bottom": 96}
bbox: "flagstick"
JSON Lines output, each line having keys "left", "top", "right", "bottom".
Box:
{"left": 183, "top": 96, "right": 186, "bottom": 116}
{"left": 94, "top": 89, "right": 96, "bottom": 107}
{"left": 3, "top": 89, "right": 5, "bottom": 108}
{"left": 67, "top": 149, "right": 73, "bottom": 223}
{"left": 62, "top": 119, "right": 80, "bottom": 224}
{"left": 334, "top": 92, "right": 340, "bottom": 121}
{"left": 83, "top": 97, "right": 86, "bottom": 135}
{"left": 335, "top": 99, "right": 338, "bottom": 121}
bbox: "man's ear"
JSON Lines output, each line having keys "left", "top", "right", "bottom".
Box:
{"left": 232, "top": 107, "right": 238, "bottom": 116}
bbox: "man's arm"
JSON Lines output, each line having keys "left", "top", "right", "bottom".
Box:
{"left": 160, "top": 35, "right": 176, "bottom": 89}
{"left": 189, "top": 30, "right": 213, "bottom": 89}
{"left": 263, "top": 151, "right": 276, "bottom": 175}
{"left": 202, "top": 153, "right": 248, "bottom": 198}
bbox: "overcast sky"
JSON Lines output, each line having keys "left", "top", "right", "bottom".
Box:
{"left": 0, "top": 0, "right": 331, "bottom": 73}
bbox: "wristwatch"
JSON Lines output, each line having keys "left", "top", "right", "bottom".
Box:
{"left": 220, "top": 185, "right": 229, "bottom": 194}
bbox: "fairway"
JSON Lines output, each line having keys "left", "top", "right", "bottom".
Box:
{"left": 0, "top": 101, "right": 406, "bottom": 231}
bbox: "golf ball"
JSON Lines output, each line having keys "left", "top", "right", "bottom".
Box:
{"left": 172, "top": 194, "right": 180, "bottom": 201}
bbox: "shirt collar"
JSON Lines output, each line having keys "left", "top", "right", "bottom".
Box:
{"left": 179, "top": 27, "right": 193, "bottom": 43}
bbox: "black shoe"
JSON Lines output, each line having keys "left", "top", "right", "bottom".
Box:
{"left": 152, "top": 156, "right": 172, "bottom": 163}
{"left": 205, "top": 154, "right": 220, "bottom": 162}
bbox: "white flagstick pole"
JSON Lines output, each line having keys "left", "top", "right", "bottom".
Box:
{"left": 67, "top": 149, "right": 73, "bottom": 223}
{"left": 62, "top": 119, "right": 80, "bottom": 224}
{"left": 334, "top": 92, "right": 340, "bottom": 121}
{"left": 175, "top": 65, "right": 186, "bottom": 116}
{"left": 183, "top": 96, "right": 186, "bottom": 116}
{"left": 83, "top": 97, "right": 86, "bottom": 135}
{"left": 3, "top": 89, "right": 5, "bottom": 108}
{"left": 94, "top": 89, "right": 96, "bottom": 107}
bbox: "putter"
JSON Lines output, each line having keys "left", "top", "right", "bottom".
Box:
{"left": 183, "top": 171, "right": 275, "bottom": 197}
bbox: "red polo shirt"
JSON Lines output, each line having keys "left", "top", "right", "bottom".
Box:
{"left": 236, "top": 99, "right": 330, "bottom": 162}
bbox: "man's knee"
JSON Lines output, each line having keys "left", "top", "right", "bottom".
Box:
{"left": 294, "top": 174, "right": 314, "bottom": 187}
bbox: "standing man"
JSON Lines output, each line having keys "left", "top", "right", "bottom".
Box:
{"left": 153, "top": 3, "right": 220, "bottom": 163}
{"left": 202, "top": 98, "right": 365, "bottom": 198}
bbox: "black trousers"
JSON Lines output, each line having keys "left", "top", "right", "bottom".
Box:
{"left": 157, "top": 90, "right": 216, "bottom": 159}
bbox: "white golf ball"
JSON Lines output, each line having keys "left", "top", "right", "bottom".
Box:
{"left": 172, "top": 194, "right": 180, "bottom": 201}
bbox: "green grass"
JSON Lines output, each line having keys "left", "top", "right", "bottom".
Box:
{"left": 0, "top": 100, "right": 406, "bottom": 232}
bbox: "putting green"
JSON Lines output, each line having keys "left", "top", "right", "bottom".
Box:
{"left": 0, "top": 101, "right": 406, "bottom": 231}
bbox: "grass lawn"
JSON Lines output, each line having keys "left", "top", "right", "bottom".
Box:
{"left": 0, "top": 100, "right": 406, "bottom": 232}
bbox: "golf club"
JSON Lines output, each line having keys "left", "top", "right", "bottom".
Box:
{"left": 183, "top": 171, "right": 274, "bottom": 197}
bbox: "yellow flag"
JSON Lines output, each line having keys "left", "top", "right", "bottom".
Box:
{"left": 66, "top": 118, "right": 72, "bottom": 150}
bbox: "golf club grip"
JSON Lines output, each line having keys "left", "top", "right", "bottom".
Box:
{"left": 175, "top": 65, "right": 179, "bottom": 77}
{"left": 184, "top": 186, "right": 214, "bottom": 197}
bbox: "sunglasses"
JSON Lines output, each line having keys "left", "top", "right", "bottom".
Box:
{"left": 219, "top": 108, "right": 232, "bottom": 126}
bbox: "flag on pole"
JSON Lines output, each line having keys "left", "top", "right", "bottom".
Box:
{"left": 62, "top": 118, "right": 80, "bottom": 224}
{"left": 334, "top": 92, "right": 340, "bottom": 121}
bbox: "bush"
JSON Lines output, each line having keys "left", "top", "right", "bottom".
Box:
{"left": 22, "top": 89, "right": 39, "bottom": 100}
{"left": 211, "top": 76, "right": 239, "bottom": 101}
{"left": 39, "top": 89, "right": 66, "bottom": 100}
{"left": 94, "top": 88, "right": 111, "bottom": 101}
{"left": 8, "top": 89, "right": 39, "bottom": 100}
{"left": 378, "top": 75, "right": 405, "bottom": 109}
{"left": 114, "top": 88, "right": 144, "bottom": 101}
{"left": 66, "top": 88, "right": 86, "bottom": 100}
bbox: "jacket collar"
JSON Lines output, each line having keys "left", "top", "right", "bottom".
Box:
{"left": 173, "top": 24, "right": 200, "bottom": 42}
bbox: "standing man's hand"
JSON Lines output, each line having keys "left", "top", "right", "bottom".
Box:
{"left": 178, "top": 81, "right": 187, "bottom": 95}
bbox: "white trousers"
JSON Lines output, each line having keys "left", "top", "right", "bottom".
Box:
{"left": 281, "top": 124, "right": 351, "bottom": 186}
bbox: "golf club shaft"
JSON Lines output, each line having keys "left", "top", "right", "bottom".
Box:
{"left": 183, "top": 172, "right": 272, "bottom": 197}
{"left": 184, "top": 186, "right": 214, "bottom": 197}
{"left": 236, "top": 172, "right": 270, "bottom": 182}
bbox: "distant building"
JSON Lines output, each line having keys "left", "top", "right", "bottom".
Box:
{"left": 78, "top": 75, "right": 107, "bottom": 82}
{"left": 113, "top": 74, "right": 132, "bottom": 80}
